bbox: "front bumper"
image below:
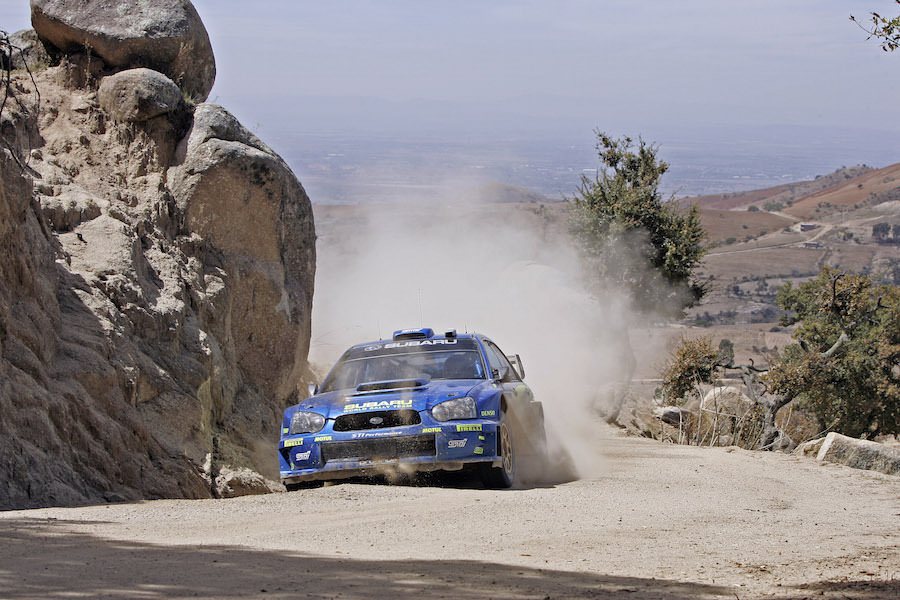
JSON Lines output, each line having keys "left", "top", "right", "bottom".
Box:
{"left": 279, "top": 421, "right": 499, "bottom": 483}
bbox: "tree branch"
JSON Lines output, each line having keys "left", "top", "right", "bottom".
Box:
{"left": 820, "top": 331, "right": 850, "bottom": 360}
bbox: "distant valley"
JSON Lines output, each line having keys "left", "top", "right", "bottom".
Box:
{"left": 270, "top": 126, "right": 900, "bottom": 204}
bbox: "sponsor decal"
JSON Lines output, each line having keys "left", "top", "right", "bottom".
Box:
{"left": 363, "top": 339, "right": 458, "bottom": 351}
{"left": 282, "top": 427, "right": 289, "bottom": 434}
{"left": 314, "top": 435, "right": 332, "bottom": 442}
{"left": 448, "top": 439, "right": 467, "bottom": 449}
{"left": 456, "top": 424, "right": 482, "bottom": 432}
{"left": 480, "top": 410, "right": 496, "bottom": 417}
{"left": 283, "top": 438, "right": 303, "bottom": 448}
{"left": 474, "top": 447, "right": 484, "bottom": 455}
{"left": 352, "top": 431, "right": 403, "bottom": 439}
{"left": 478, "top": 435, "right": 485, "bottom": 441}
{"left": 421, "top": 427, "right": 443, "bottom": 433}
{"left": 344, "top": 399, "right": 413, "bottom": 412}
{"left": 294, "top": 450, "right": 312, "bottom": 461}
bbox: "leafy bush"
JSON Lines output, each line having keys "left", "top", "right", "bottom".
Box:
{"left": 770, "top": 268, "right": 900, "bottom": 438}
{"left": 660, "top": 337, "right": 719, "bottom": 404}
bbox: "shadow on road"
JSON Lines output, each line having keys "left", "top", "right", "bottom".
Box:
{"left": 3, "top": 518, "right": 895, "bottom": 599}
{"left": 0, "top": 517, "right": 725, "bottom": 599}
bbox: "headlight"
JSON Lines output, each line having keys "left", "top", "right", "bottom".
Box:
{"left": 290, "top": 411, "right": 326, "bottom": 434}
{"left": 431, "top": 396, "right": 476, "bottom": 421}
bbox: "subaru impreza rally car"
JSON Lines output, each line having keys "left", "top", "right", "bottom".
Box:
{"left": 279, "top": 328, "right": 545, "bottom": 489}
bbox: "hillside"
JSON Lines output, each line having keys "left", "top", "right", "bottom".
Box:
{"left": 784, "top": 162, "right": 900, "bottom": 220}
{"left": 678, "top": 162, "right": 900, "bottom": 329}
{"left": 697, "top": 207, "right": 794, "bottom": 243}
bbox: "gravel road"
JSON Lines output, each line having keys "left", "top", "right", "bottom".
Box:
{"left": 2, "top": 426, "right": 897, "bottom": 599}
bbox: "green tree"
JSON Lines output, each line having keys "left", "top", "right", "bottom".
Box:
{"left": 770, "top": 268, "right": 900, "bottom": 439}
{"left": 852, "top": 1, "right": 900, "bottom": 52}
{"left": 568, "top": 132, "right": 706, "bottom": 316}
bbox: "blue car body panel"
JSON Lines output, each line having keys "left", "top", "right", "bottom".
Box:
{"left": 278, "top": 329, "right": 533, "bottom": 485}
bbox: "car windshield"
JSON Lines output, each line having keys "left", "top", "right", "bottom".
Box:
{"left": 320, "top": 349, "right": 485, "bottom": 393}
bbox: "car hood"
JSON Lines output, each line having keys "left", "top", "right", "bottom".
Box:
{"left": 303, "top": 378, "right": 487, "bottom": 419}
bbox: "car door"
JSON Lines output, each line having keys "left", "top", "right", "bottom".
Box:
{"left": 482, "top": 340, "right": 543, "bottom": 444}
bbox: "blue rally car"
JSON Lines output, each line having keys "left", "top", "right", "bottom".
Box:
{"left": 279, "top": 328, "right": 545, "bottom": 489}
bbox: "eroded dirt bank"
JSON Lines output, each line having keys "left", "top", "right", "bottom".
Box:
{"left": 1, "top": 426, "right": 897, "bottom": 599}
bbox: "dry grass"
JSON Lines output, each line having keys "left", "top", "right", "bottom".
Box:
{"left": 698, "top": 208, "right": 794, "bottom": 242}
{"left": 702, "top": 246, "right": 824, "bottom": 280}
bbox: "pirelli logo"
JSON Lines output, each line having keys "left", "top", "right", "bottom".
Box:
{"left": 283, "top": 438, "right": 303, "bottom": 448}
{"left": 456, "top": 424, "right": 482, "bottom": 432}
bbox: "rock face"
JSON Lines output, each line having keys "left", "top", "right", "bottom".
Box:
{"left": 98, "top": 68, "right": 182, "bottom": 122}
{"left": 31, "top": 0, "right": 215, "bottom": 101}
{"left": 0, "top": 2, "right": 315, "bottom": 509}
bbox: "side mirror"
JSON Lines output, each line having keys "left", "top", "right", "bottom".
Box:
{"left": 493, "top": 366, "right": 511, "bottom": 383}
{"left": 307, "top": 382, "right": 319, "bottom": 397}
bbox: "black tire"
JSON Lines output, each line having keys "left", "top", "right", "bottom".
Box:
{"left": 480, "top": 413, "right": 516, "bottom": 488}
{"left": 284, "top": 480, "right": 324, "bottom": 491}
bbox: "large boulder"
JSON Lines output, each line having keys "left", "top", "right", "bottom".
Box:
{"left": 653, "top": 405, "right": 686, "bottom": 427}
{"left": 98, "top": 68, "right": 182, "bottom": 122}
{"left": 30, "top": 0, "right": 215, "bottom": 101}
{"left": 169, "top": 103, "right": 316, "bottom": 402}
{"left": 815, "top": 432, "right": 900, "bottom": 476}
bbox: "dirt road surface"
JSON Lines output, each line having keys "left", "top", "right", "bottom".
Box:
{"left": 2, "top": 427, "right": 897, "bottom": 599}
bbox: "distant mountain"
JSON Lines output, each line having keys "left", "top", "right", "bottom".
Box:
{"left": 677, "top": 163, "right": 900, "bottom": 241}
{"left": 783, "top": 162, "right": 900, "bottom": 220}
{"left": 684, "top": 165, "right": 874, "bottom": 211}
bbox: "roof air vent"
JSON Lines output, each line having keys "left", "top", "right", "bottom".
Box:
{"left": 392, "top": 328, "right": 435, "bottom": 341}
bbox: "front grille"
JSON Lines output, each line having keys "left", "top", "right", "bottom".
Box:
{"left": 321, "top": 435, "right": 436, "bottom": 463}
{"left": 333, "top": 409, "right": 421, "bottom": 432}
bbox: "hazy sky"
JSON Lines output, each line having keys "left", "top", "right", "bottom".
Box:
{"left": 208, "top": 1, "right": 900, "bottom": 137}
{"left": 3, "top": 1, "right": 899, "bottom": 177}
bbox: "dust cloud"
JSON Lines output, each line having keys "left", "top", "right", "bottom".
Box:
{"left": 309, "top": 196, "right": 651, "bottom": 481}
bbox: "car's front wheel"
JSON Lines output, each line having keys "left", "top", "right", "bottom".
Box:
{"left": 480, "top": 414, "right": 515, "bottom": 488}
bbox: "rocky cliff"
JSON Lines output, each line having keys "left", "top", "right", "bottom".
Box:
{"left": 0, "top": 0, "right": 315, "bottom": 509}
